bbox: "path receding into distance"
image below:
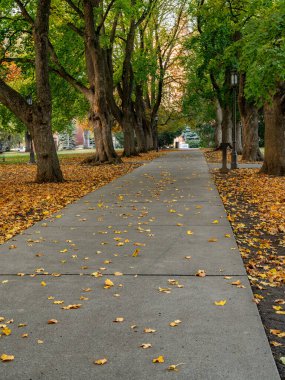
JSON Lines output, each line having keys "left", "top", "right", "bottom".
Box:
{"left": 0, "top": 151, "right": 280, "bottom": 380}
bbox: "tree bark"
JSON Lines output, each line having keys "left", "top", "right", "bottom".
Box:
{"left": 31, "top": 112, "right": 62, "bottom": 182}
{"left": 221, "top": 105, "right": 233, "bottom": 145}
{"left": 0, "top": 0, "right": 63, "bottom": 183}
{"left": 238, "top": 73, "right": 263, "bottom": 161}
{"left": 236, "top": 121, "right": 243, "bottom": 155}
{"left": 261, "top": 84, "right": 285, "bottom": 176}
{"left": 81, "top": 0, "right": 121, "bottom": 165}
{"left": 214, "top": 100, "right": 222, "bottom": 148}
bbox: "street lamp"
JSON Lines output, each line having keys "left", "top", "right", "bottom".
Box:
{"left": 230, "top": 70, "right": 238, "bottom": 170}
{"left": 26, "top": 95, "right": 36, "bottom": 164}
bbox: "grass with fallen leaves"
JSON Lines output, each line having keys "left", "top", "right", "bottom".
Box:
{"left": 0, "top": 151, "right": 164, "bottom": 244}
{"left": 202, "top": 148, "right": 264, "bottom": 164}
{"left": 212, "top": 168, "right": 285, "bottom": 375}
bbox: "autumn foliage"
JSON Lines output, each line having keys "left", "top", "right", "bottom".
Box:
{"left": 0, "top": 152, "right": 163, "bottom": 244}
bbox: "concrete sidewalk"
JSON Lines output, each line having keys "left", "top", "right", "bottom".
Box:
{"left": 0, "top": 151, "right": 280, "bottom": 379}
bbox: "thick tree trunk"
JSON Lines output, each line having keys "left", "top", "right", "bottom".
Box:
{"left": 134, "top": 122, "right": 147, "bottom": 153}
{"left": 82, "top": 108, "right": 121, "bottom": 165}
{"left": 31, "top": 115, "right": 63, "bottom": 183}
{"left": 238, "top": 73, "right": 263, "bottom": 161}
{"left": 240, "top": 107, "right": 263, "bottom": 161}
{"left": 221, "top": 105, "right": 232, "bottom": 144}
{"left": 122, "top": 116, "right": 137, "bottom": 157}
{"left": 214, "top": 100, "right": 222, "bottom": 148}
{"left": 261, "top": 85, "right": 285, "bottom": 176}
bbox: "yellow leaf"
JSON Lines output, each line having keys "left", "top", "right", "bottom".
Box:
{"left": 276, "top": 311, "right": 285, "bottom": 315}
{"left": 55, "top": 215, "right": 62, "bottom": 219}
{"left": 94, "top": 358, "right": 107, "bottom": 365}
{"left": 169, "top": 320, "right": 182, "bottom": 327}
{"left": 132, "top": 248, "right": 140, "bottom": 257}
{"left": 1, "top": 326, "right": 11, "bottom": 336}
{"left": 224, "top": 234, "right": 231, "bottom": 238}
{"left": 114, "top": 272, "right": 123, "bottom": 276}
{"left": 91, "top": 272, "right": 102, "bottom": 278}
{"left": 159, "top": 287, "right": 171, "bottom": 294}
{"left": 1, "top": 354, "right": 14, "bottom": 362}
{"left": 37, "top": 340, "right": 44, "bottom": 344}
{"left": 168, "top": 363, "right": 184, "bottom": 371}
{"left": 41, "top": 281, "right": 47, "bottom": 287}
{"left": 18, "top": 323, "right": 27, "bottom": 328}
{"left": 212, "top": 220, "right": 219, "bottom": 224}
{"left": 21, "top": 333, "right": 28, "bottom": 338}
{"left": 208, "top": 238, "right": 218, "bottom": 242}
{"left": 273, "top": 306, "right": 283, "bottom": 311}
{"left": 187, "top": 230, "right": 193, "bottom": 235}
{"left": 214, "top": 300, "right": 227, "bottom": 306}
{"left": 169, "top": 209, "right": 176, "bottom": 213}
{"left": 104, "top": 279, "right": 114, "bottom": 288}
{"left": 144, "top": 328, "right": 156, "bottom": 333}
{"left": 62, "top": 304, "right": 81, "bottom": 310}
{"left": 270, "top": 341, "right": 283, "bottom": 347}
{"left": 152, "top": 355, "right": 164, "bottom": 363}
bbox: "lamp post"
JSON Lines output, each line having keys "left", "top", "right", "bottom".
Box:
{"left": 26, "top": 95, "right": 36, "bottom": 164}
{"left": 230, "top": 70, "right": 238, "bottom": 170}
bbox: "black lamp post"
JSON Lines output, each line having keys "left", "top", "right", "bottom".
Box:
{"left": 230, "top": 70, "right": 238, "bottom": 170}
{"left": 26, "top": 95, "right": 36, "bottom": 164}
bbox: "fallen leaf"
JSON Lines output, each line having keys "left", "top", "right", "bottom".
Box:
{"left": 280, "top": 357, "right": 285, "bottom": 365}
{"left": 62, "top": 304, "right": 81, "bottom": 310}
{"left": 196, "top": 269, "right": 206, "bottom": 277}
{"left": 270, "top": 341, "right": 283, "bottom": 347}
{"left": 47, "top": 319, "right": 58, "bottom": 324}
{"left": 113, "top": 317, "right": 124, "bottom": 323}
{"left": 152, "top": 355, "right": 164, "bottom": 363}
{"left": 214, "top": 300, "right": 227, "bottom": 306}
{"left": 41, "top": 281, "right": 47, "bottom": 287}
{"left": 94, "top": 358, "right": 107, "bottom": 365}
{"left": 208, "top": 238, "right": 218, "bottom": 242}
{"left": 144, "top": 328, "right": 156, "bottom": 333}
{"left": 169, "top": 320, "right": 182, "bottom": 327}
{"left": 140, "top": 343, "right": 152, "bottom": 349}
{"left": 132, "top": 248, "right": 140, "bottom": 257}
{"left": 1, "top": 326, "right": 11, "bottom": 336}
{"left": 167, "top": 363, "right": 184, "bottom": 371}
{"left": 0, "top": 354, "right": 14, "bottom": 362}
{"left": 186, "top": 230, "right": 193, "bottom": 235}
{"left": 104, "top": 279, "right": 114, "bottom": 288}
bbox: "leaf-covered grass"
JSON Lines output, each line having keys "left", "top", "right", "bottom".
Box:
{"left": 0, "top": 151, "right": 164, "bottom": 244}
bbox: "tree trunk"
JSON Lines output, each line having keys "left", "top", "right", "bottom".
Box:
{"left": 240, "top": 106, "right": 263, "bottom": 161}
{"left": 122, "top": 115, "right": 137, "bottom": 157}
{"left": 221, "top": 105, "right": 232, "bottom": 144}
{"left": 214, "top": 100, "right": 222, "bottom": 148}
{"left": 238, "top": 73, "right": 263, "bottom": 161}
{"left": 261, "top": 84, "right": 285, "bottom": 176}
{"left": 31, "top": 114, "right": 63, "bottom": 183}
{"left": 134, "top": 122, "right": 147, "bottom": 153}
{"left": 82, "top": 108, "right": 121, "bottom": 165}
{"left": 236, "top": 121, "right": 243, "bottom": 155}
